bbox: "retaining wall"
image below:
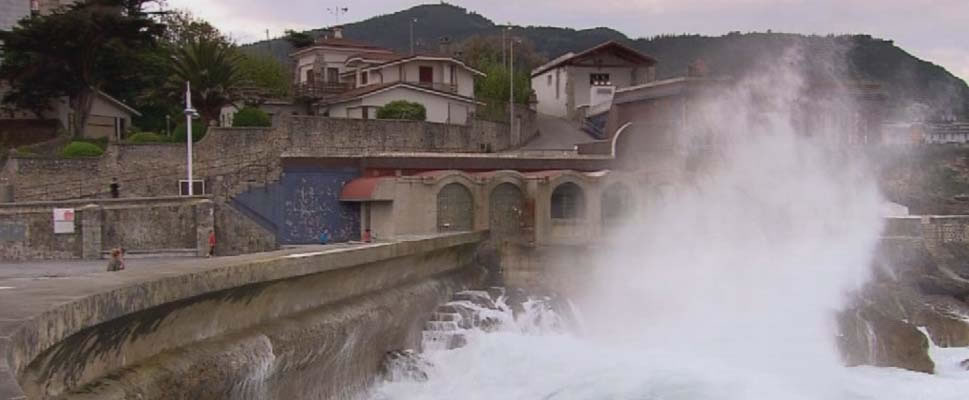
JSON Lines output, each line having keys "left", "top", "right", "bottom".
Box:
{"left": 0, "top": 231, "right": 487, "bottom": 400}
{"left": 0, "top": 197, "right": 214, "bottom": 261}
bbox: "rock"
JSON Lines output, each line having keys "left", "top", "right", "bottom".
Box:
{"left": 960, "top": 359, "right": 969, "bottom": 370}
{"left": 487, "top": 286, "right": 505, "bottom": 302}
{"left": 837, "top": 306, "right": 935, "bottom": 374}
{"left": 912, "top": 296, "right": 969, "bottom": 347}
{"left": 453, "top": 290, "right": 498, "bottom": 310}
{"left": 380, "top": 350, "right": 433, "bottom": 382}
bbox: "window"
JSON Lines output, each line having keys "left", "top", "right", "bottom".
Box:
{"left": 326, "top": 67, "right": 339, "bottom": 82}
{"left": 555, "top": 70, "right": 560, "bottom": 99}
{"left": 360, "top": 71, "right": 368, "bottom": 85}
{"left": 305, "top": 68, "right": 315, "bottom": 84}
{"left": 590, "top": 73, "right": 611, "bottom": 86}
{"left": 178, "top": 180, "right": 206, "bottom": 196}
{"left": 551, "top": 182, "right": 585, "bottom": 219}
{"left": 547, "top": 74, "right": 553, "bottom": 86}
{"left": 362, "top": 107, "right": 369, "bottom": 120}
{"left": 419, "top": 66, "right": 433, "bottom": 83}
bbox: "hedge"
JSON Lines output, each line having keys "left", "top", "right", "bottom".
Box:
{"left": 377, "top": 100, "right": 427, "bottom": 121}
{"left": 61, "top": 141, "right": 104, "bottom": 158}
{"left": 173, "top": 121, "right": 208, "bottom": 143}
{"left": 127, "top": 132, "right": 169, "bottom": 143}
{"left": 232, "top": 107, "right": 271, "bottom": 127}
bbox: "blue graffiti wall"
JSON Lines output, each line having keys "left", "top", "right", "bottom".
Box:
{"left": 232, "top": 166, "right": 361, "bottom": 244}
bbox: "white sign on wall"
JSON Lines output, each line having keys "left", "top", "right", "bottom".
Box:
{"left": 53, "top": 208, "right": 75, "bottom": 234}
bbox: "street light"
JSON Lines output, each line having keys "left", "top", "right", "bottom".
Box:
{"left": 184, "top": 81, "right": 199, "bottom": 196}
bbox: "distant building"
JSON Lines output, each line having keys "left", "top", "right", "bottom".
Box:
{"left": 0, "top": 0, "right": 78, "bottom": 31}
{"left": 922, "top": 122, "right": 969, "bottom": 144}
{"left": 290, "top": 27, "right": 484, "bottom": 125}
{"left": 530, "top": 41, "right": 657, "bottom": 120}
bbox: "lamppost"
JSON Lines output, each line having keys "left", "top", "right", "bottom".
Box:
{"left": 184, "top": 81, "right": 199, "bottom": 196}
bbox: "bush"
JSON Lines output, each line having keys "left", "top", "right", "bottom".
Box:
{"left": 232, "top": 107, "right": 271, "bottom": 127}
{"left": 377, "top": 100, "right": 427, "bottom": 121}
{"left": 127, "top": 132, "right": 169, "bottom": 143}
{"left": 60, "top": 141, "right": 104, "bottom": 158}
{"left": 75, "top": 137, "right": 108, "bottom": 150}
{"left": 15, "top": 146, "right": 37, "bottom": 156}
{"left": 173, "top": 121, "right": 208, "bottom": 143}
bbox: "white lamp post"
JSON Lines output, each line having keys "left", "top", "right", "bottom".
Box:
{"left": 184, "top": 81, "right": 198, "bottom": 196}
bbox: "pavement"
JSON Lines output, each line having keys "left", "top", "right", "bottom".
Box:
{"left": 520, "top": 113, "right": 598, "bottom": 150}
{"left": 0, "top": 244, "right": 358, "bottom": 288}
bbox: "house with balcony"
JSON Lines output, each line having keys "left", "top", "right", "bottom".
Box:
{"left": 321, "top": 53, "right": 485, "bottom": 125}
{"left": 290, "top": 27, "right": 396, "bottom": 99}
{"left": 290, "top": 28, "right": 485, "bottom": 125}
{"left": 530, "top": 41, "right": 658, "bottom": 120}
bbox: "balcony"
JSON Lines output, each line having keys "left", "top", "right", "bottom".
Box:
{"left": 294, "top": 82, "right": 353, "bottom": 100}
{"left": 408, "top": 81, "right": 458, "bottom": 94}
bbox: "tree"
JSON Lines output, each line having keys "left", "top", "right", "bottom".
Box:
{"left": 0, "top": 0, "right": 163, "bottom": 137}
{"left": 284, "top": 29, "right": 315, "bottom": 49}
{"left": 156, "top": 9, "right": 228, "bottom": 47}
{"left": 164, "top": 37, "right": 243, "bottom": 127}
{"left": 457, "top": 34, "right": 539, "bottom": 112}
{"left": 237, "top": 52, "right": 291, "bottom": 99}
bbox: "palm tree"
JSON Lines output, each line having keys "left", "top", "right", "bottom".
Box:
{"left": 166, "top": 37, "right": 243, "bottom": 127}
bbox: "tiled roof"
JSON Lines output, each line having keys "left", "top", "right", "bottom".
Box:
{"left": 531, "top": 40, "right": 657, "bottom": 77}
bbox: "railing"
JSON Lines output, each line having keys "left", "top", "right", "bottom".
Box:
{"left": 408, "top": 81, "right": 458, "bottom": 94}
{"left": 293, "top": 82, "right": 353, "bottom": 99}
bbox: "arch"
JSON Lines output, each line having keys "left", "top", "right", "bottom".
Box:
{"left": 601, "top": 182, "right": 635, "bottom": 227}
{"left": 550, "top": 182, "right": 586, "bottom": 220}
{"left": 489, "top": 182, "right": 525, "bottom": 238}
{"left": 437, "top": 182, "right": 474, "bottom": 232}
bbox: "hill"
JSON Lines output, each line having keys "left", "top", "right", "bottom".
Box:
{"left": 242, "top": 3, "right": 969, "bottom": 120}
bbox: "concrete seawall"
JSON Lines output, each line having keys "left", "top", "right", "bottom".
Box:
{"left": 0, "top": 231, "right": 486, "bottom": 399}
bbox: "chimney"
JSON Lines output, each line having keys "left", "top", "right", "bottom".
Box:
{"left": 332, "top": 26, "right": 344, "bottom": 39}
{"left": 439, "top": 37, "right": 451, "bottom": 56}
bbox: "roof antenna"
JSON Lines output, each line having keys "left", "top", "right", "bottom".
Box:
{"left": 327, "top": 6, "right": 349, "bottom": 25}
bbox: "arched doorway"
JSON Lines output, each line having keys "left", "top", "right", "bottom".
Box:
{"left": 550, "top": 182, "right": 586, "bottom": 220}
{"left": 601, "top": 182, "right": 634, "bottom": 227}
{"left": 489, "top": 183, "right": 524, "bottom": 239}
{"left": 437, "top": 183, "right": 473, "bottom": 232}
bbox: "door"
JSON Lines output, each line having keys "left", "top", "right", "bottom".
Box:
{"left": 419, "top": 66, "right": 433, "bottom": 84}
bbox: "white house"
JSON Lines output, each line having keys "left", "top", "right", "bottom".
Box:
{"left": 531, "top": 41, "right": 657, "bottom": 120}
{"left": 290, "top": 27, "right": 395, "bottom": 97}
{"left": 322, "top": 53, "right": 484, "bottom": 125}
{"left": 289, "top": 28, "right": 485, "bottom": 125}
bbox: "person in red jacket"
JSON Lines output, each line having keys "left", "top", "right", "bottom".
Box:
{"left": 207, "top": 230, "right": 216, "bottom": 257}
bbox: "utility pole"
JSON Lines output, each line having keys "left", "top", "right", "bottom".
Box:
{"left": 410, "top": 18, "right": 418, "bottom": 55}
{"left": 501, "top": 26, "right": 506, "bottom": 70}
{"left": 509, "top": 38, "right": 516, "bottom": 133}
{"left": 184, "top": 81, "right": 197, "bottom": 196}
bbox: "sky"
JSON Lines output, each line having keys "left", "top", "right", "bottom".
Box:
{"left": 163, "top": 0, "right": 969, "bottom": 84}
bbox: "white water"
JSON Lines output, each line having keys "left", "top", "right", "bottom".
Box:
{"left": 373, "top": 48, "right": 969, "bottom": 399}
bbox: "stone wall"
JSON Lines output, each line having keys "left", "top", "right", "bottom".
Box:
{"left": 284, "top": 116, "right": 525, "bottom": 155}
{"left": 884, "top": 215, "right": 969, "bottom": 250}
{"left": 0, "top": 232, "right": 486, "bottom": 400}
{"left": 0, "top": 197, "right": 214, "bottom": 261}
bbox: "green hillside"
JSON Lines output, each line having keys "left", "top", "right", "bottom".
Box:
{"left": 242, "top": 3, "right": 969, "bottom": 119}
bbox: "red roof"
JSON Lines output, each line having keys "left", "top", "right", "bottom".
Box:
{"left": 340, "top": 177, "right": 392, "bottom": 201}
